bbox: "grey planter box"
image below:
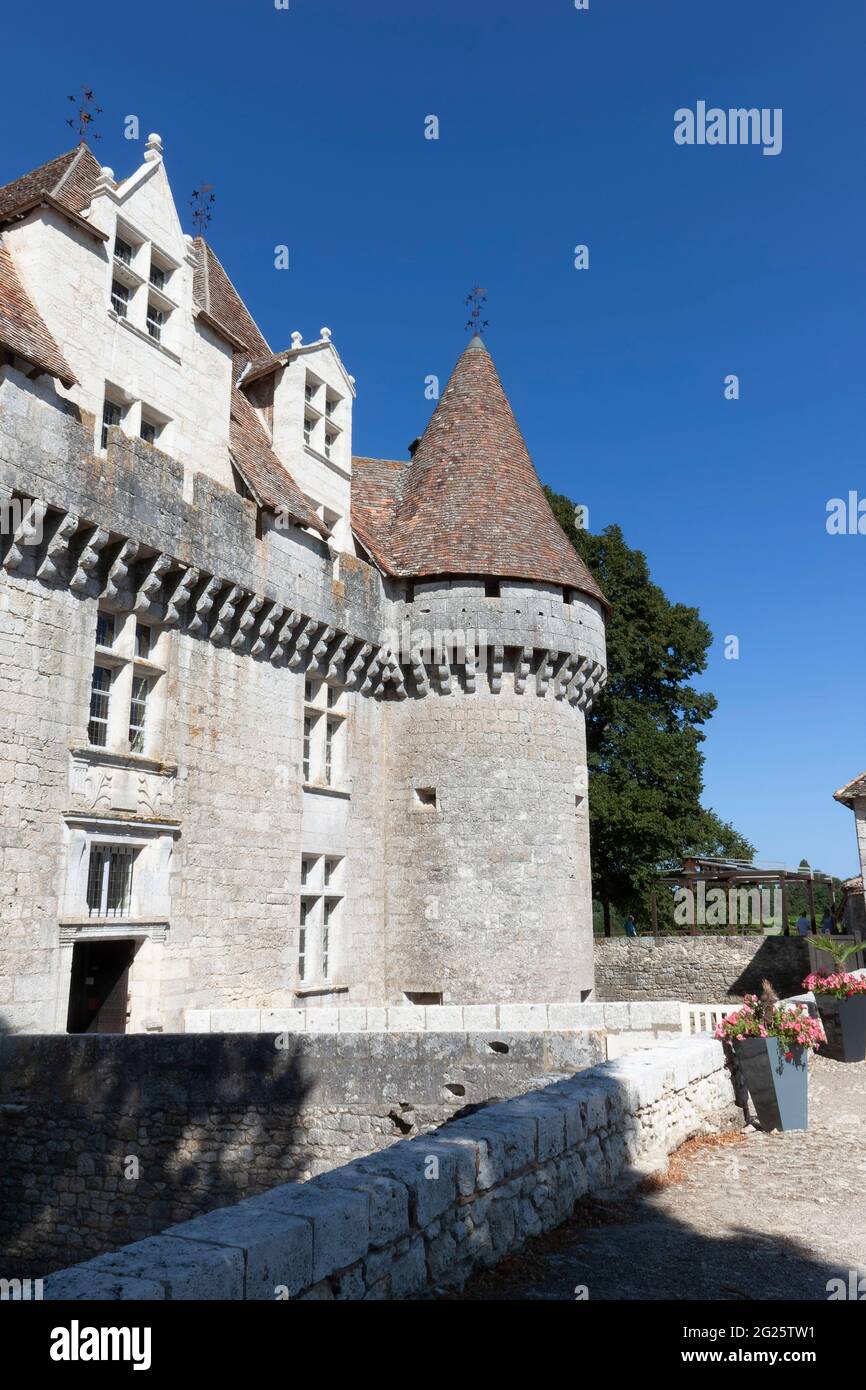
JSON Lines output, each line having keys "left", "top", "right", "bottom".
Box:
{"left": 815, "top": 995, "right": 866, "bottom": 1063}
{"left": 734, "top": 1037, "right": 809, "bottom": 1131}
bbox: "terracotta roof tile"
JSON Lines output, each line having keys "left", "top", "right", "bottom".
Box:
{"left": 351, "top": 338, "right": 606, "bottom": 605}
{"left": 0, "top": 144, "right": 103, "bottom": 222}
{"left": 351, "top": 456, "right": 409, "bottom": 570}
{"left": 229, "top": 385, "right": 327, "bottom": 535}
{"left": 835, "top": 772, "right": 866, "bottom": 805}
{"left": 192, "top": 238, "right": 270, "bottom": 360}
{"left": 0, "top": 238, "right": 76, "bottom": 387}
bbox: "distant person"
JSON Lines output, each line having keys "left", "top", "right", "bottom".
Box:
{"left": 624, "top": 914, "right": 638, "bottom": 938}
{"left": 819, "top": 909, "right": 834, "bottom": 936}
{"left": 795, "top": 912, "right": 811, "bottom": 937}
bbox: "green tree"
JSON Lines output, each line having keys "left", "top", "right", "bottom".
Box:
{"left": 546, "top": 491, "right": 755, "bottom": 932}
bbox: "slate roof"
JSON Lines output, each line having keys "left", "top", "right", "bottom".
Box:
{"left": 835, "top": 772, "right": 866, "bottom": 806}
{"left": 351, "top": 337, "right": 606, "bottom": 604}
{"left": 229, "top": 385, "right": 327, "bottom": 535}
{"left": 0, "top": 238, "right": 76, "bottom": 387}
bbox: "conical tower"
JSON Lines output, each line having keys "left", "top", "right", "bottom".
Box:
{"left": 377, "top": 338, "right": 607, "bottom": 1007}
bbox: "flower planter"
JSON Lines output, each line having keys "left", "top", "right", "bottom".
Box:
{"left": 733, "top": 1037, "right": 809, "bottom": 1131}
{"left": 814, "top": 995, "right": 866, "bottom": 1063}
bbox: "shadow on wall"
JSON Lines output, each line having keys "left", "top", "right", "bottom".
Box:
{"left": 727, "top": 938, "right": 813, "bottom": 1000}
{"left": 0, "top": 1030, "right": 313, "bottom": 1280}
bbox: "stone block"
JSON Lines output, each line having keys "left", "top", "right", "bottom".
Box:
{"left": 183, "top": 1010, "right": 211, "bottom": 1033}
{"left": 389, "top": 1237, "right": 427, "bottom": 1298}
{"left": 423, "top": 1006, "right": 464, "bottom": 1031}
{"left": 504, "top": 1095, "right": 567, "bottom": 1160}
{"left": 249, "top": 1184, "right": 369, "bottom": 1283}
{"left": 210, "top": 1009, "right": 261, "bottom": 1033}
{"left": 356, "top": 1139, "right": 457, "bottom": 1225}
{"left": 601, "top": 1003, "right": 630, "bottom": 1031}
{"left": 305, "top": 1008, "right": 339, "bottom": 1033}
{"left": 338, "top": 1007, "right": 368, "bottom": 1032}
{"left": 546, "top": 1003, "right": 584, "bottom": 1030}
{"left": 499, "top": 1003, "right": 548, "bottom": 1031}
{"left": 417, "top": 1134, "right": 480, "bottom": 1196}
{"left": 386, "top": 1006, "right": 425, "bottom": 1031}
{"left": 262, "top": 1009, "right": 305, "bottom": 1032}
{"left": 43, "top": 1266, "right": 167, "bottom": 1300}
{"left": 168, "top": 1199, "right": 313, "bottom": 1300}
{"left": 567, "top": 1003, "right": 606, "bottom": 1030}
{"left": 314, "top": 1169, "right": 410, "bottom": 1247}
{"left": 462, "top": 1004, "right": 498, "bottom": 1030}
{"left": 81, "top": 1234, "right": 244, "bottom": 1300}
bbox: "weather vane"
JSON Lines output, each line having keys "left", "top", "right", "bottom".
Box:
{"left": 190, "top": 184, "right": 216, "bottom": 237}
{"left": 66, "top": 87, "right": 102, "bottom": 141}
{"left": 464, "top": 286, "right": 489, "bottom": 337}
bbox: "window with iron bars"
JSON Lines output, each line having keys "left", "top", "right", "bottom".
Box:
{"left": 101, "top": 399, "right": 121, "bottom": 451}
{"left": 146, "top": 302, "right": 165, "bottom": 342}
{"left": 88, "top": 666, "right": 111, "bottom": 747}
{"left": 128, "top": 676, "right": 149, "bottom": 753}
{"left": 86, "top": 844, "right": 135, "bottom": 918}
{"left": 110, "top": 280, "right": 129, "bottom": 318}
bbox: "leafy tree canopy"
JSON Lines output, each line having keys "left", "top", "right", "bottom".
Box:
{"left": 546, "top": 490, "right": 755, "bottom": 925}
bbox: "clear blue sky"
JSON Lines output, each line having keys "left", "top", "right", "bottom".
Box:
{"left": 3, "top": 0, "right": 864, "bottom": 876}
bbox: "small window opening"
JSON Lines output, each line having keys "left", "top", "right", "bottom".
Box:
{"left": 484, "top": 579, "right": 500, "bottom": 598}
{"left": 414, "top": 787, "right": 437, "bottom": 809}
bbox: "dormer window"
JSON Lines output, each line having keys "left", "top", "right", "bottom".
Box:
{"left": 303, "top": 416, "right": 314, "bottom": 446}
{"left": 305, "top": 384, "right": 314, "bottom": 403}
{"left": 324, "top": 431, "right": 335, "bottom": 460}
{"left": 110, "top": 280, "right": 129, "bottom": 318}
{"left": 325, "top": 395, "right": 338, "bottom": 419}
{"left": 114, "top": 236, "right": 133, "bottom": 266}
{"left": 149, "top": 264, "right": 165, "bottom": 291}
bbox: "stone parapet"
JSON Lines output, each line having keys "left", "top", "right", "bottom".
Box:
{"left": 42, "top": 1036, "right": 738, "bottom": 1300}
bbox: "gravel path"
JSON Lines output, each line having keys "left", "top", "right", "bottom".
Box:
{"left": 443, "top": 1054, "right": 866, "bottom": 1301}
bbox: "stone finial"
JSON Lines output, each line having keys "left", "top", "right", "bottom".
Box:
{"left": 144, "top": 133, "right": 164, "bottom": 162}
{"left": 348, "top": 375, "right": 356, "bottom": 386}
{"left": 93, "top": 166, "right": 115, "bottom": 193}
{"left": 291, "top": 331, "right": 303, "bottom": 349}
{"left": 320, "top": 327, "right": 332, "bottom": 341}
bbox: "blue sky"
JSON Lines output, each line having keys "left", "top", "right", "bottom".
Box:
{"left": 3, "top": 0, "right": 864, "bottom": 875}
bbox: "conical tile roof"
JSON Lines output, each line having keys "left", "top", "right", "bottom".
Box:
{"left": 355, "top": 336, "right": 605, "bottom": 604}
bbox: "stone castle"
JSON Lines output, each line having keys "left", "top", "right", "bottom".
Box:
{"left": 0, "top": 135, "right": 607, "bottom": 1035}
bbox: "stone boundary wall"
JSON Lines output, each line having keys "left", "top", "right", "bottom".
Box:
{"left": 43, "top": 1036, "right": 739, "bottom": 1300}
{"left": 594, "top": 936, "right": 817, "bottom": 1003}
{"left": 0, "top": 1030, "right": 603, "bottom": 1276}
{"left": 184, "top": 1000, "right": 684, "bottom": 1037}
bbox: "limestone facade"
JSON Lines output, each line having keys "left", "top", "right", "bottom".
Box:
{"left": 0, "top": 136, "right": 607, "bottom": 1033}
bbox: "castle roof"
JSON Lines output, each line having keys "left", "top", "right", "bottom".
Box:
{"left": 191, "top": 238, "right": 270, "bottom": 360}
{"left": 0, "top": 238, "right": 76, "bottom": 387}
{"left": 229, "top": 385, "right": 327, "bottom": 536}
{"left": 351, "top": 337, "right": 606, "bottom": 604}
{"left": 834, "top": 771, "right": 866, "bottom": 806}
{"left": 0, "top": 144, "right": 106, "bottom": 239}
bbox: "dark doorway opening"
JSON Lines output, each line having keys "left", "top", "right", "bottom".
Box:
{"left": 66, "top": 939, "right": 133, "bottom": 1034}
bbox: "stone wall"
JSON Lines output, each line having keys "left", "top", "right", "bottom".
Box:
{"left": 42, "top": 1035, "right": 739, "bottom": 1300}
{"left": 0, "top": 376, "right": 606, "bottom": 1032}
{"left": 0, "top": 1029, "right": 602, "bottom": 1276}
{"left": 594, "top": 935, "right": 815, "bottom": 1003}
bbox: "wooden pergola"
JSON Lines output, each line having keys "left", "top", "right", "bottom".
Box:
{"left": 647, "top": 855, "right": 837, "bottom": 938}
